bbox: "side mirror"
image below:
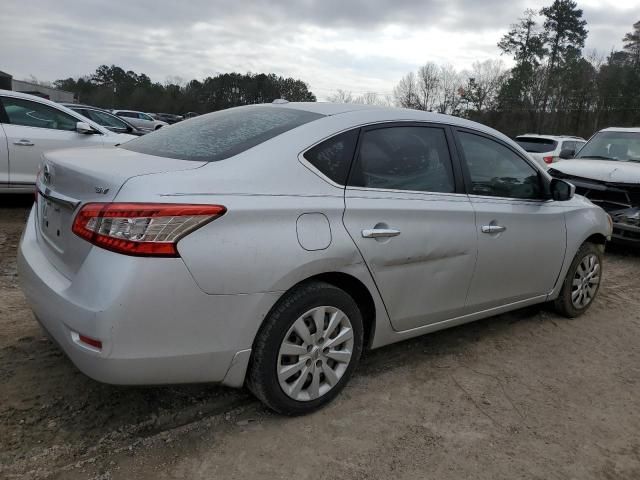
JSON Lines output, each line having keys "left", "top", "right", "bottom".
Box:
{"left": 559, "top": 148, "right": 575, "bottom": 159}
{"left": 76, "top": 122, "right": 96, "bottom": 134}
{"left": 550, "top": 178, "right": 575, "bottom": 201}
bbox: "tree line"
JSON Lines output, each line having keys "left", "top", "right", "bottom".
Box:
{"left": 390, "top": 1, "right": 639, "bottom": 138}
{"left": 54, "top": 66, "right": 316, "bottom": 114}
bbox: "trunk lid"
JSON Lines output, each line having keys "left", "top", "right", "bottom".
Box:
{"left": 36, "top": 146, "right": 205, "bottom": 278}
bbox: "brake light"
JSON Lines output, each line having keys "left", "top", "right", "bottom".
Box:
{"left": 543, "top": 156, "right": 554, "bottom": 164}
{"left": 72, "top": 203, "right": 226, "bottom": 257}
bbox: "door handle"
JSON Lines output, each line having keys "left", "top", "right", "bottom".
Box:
{"left": 481, "top": 225, "right": 507, "bottom": 234}
{"left": 13, "top": 139, "right": 34, "bottom": 146}
{"left": 362, "top": 228, "right": 401, "bottom": 239}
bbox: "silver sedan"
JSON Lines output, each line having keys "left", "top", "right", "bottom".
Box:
{"left": 18, "top": 102, "right": 611, "bottom": 415}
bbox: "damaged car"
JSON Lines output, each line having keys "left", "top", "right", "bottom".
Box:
{"left": 549, "top": 127, "right": 640, "bottom": 244}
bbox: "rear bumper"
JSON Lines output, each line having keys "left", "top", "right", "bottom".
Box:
{"left": 18, "top": 208, "right": 280, "bottom": 385}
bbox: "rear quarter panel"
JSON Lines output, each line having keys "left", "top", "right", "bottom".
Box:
{"left": 175, "top": 193, "right": 366, "bottom": 295}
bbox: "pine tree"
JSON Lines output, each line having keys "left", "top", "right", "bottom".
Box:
{"left": 623, "top": 21, "right": 640, "bottom": 65}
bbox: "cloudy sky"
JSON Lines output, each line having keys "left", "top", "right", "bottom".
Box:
{"left": 1, "top": 0, "right": 638, "bottom": 99}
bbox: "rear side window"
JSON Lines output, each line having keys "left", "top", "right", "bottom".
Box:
{"left": 304, "top": 129, "right": 359, "bottom": 184}
{"left": 349, "top": 126, "right": 455, "bottom": 193}
{"left": 515, "top": 137, "right": 558, "bottom": 153}
{"left": 122, "top": 106, "right": 323, "bottom": 162}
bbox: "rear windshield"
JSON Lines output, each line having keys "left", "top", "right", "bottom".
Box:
{"left": 121, "top": 106, "right": 323, "bottom": 161}
{"left": 515, "top": 137, "right": 558, "bottom": 153}
{"left": 576, "top": 131, "right": 640, "bottom": 162}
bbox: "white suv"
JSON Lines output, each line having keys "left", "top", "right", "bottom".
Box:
{"left": 0, "top": 90, "right": 136, "bottom": 193}
{"left": 515, "top": 134, "right": 586, "bottom": 168}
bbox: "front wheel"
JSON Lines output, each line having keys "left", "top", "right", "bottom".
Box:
{"left": 554, "top": 242, "right": 603, "bottom": 318}
{"left": 247, "top": 281, "right": 363, "bottom": 415}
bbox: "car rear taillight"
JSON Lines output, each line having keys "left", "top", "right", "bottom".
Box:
{"left": 72, "top": 203, "right": 226, "bottom": 257}
{"left": 543, "top": 156, "right": 554, "bottom": 164}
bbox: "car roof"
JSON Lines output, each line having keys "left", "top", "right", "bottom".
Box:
{"left": 261, "top": 102, "right": 508, "bottom": 134}
{"left": 62, "top": 103, "right": 108, "bottom": 111}
{"left": 248, "top": 101, "right": 528, "bottom": 151}
{"left": 0, "top": 88, "right": 76, "bottom": 107}
{"left": 515, "top": 133, "right": 585, "bottom": 141}
{"left": 268, "top": 101, "right": 386, "bottom": 116}
{"left": 600, "top": 127, "right": 640, "bottom": 133}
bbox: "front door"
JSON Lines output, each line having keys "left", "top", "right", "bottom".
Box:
{"left": 343, "top": 124, "right": 477, "bottom": 332}
{"left": 455, "top": 129, "right": 566, "bottom": 311}
{"left": 0, "top": 96, "right": 104, "bottom": 186}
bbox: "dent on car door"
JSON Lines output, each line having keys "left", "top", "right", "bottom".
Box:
{"left": 455, "top": 129, "right": 567, "bottom": 311}
{"left": 0, "top": 96, "right": 102, "bottom": 186}
{"left": 342, "top": 124, "right": 477, "bottom": 332}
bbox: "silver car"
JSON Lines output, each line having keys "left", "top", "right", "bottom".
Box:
{"left": 112, "top": 110, "right": 168, "bottom": 132}
{"left": 18, "top": 102, "right": 611, "bottom": 415}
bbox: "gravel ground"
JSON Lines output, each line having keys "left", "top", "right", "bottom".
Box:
{"left": 1, "top": 194, "right": 639, "bottom": 480}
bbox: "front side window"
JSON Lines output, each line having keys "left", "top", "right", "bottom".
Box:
{"left": 576, "top": 131, "right": 640, "bottom": 162}
{"left": 122, "top": 106, "right": 323, "bottom": 162}
{"left": 139, "top": 112, "right": 154, "bottom": 121}
{"left": 1, "top": 97, "right": 78, "bottom": 131}
{"left": 458, "top": 131, "right": 543, "bottom": 200}
{"left": 304, "top": 129, "right": 359, "bottom": 184}
{"left": 349, "top": 126, "right": 455, "bottom": 193}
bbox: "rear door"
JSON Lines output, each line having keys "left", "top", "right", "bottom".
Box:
{"left": 343, "top": 123, "right": 477, "bottom": 332}
{"left": 454, "top": 129, "right": 566, "bottom": 311}
{"left": 0, "top": 96, "right": 105, "bottom": 186}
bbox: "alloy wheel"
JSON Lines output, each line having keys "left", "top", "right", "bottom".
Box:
{"left": 571, "top": 253, "right": 601, "bottom": 309}
{"left": 277, "top": 306, "right": 354, "bottom": 402}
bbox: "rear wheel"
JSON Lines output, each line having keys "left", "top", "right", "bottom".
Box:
{"left": 554, "top": 242, "right": 603, "bottom": 318}
{"left": 247, "top": 281, "right": 363, "bottom": 415}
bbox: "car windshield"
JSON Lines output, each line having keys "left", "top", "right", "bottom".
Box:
{"left": 515, "top": 137, "right": 558, "bottom": 153}
{"left": 577, "top": 131, "right": 640, "bottom": 162}
{"left": 121, "top": 106, "right": 324, "bottom": 161}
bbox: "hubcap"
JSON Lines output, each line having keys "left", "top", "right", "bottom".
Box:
{"left": 571, "top": 253, "right": 600, "bottom": 309}
{"left": 277, "top": 306, "right": 354, "bottom": 402}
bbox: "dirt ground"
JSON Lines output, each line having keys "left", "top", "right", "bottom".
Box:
{"left": 1, "top": 194, "right": 640, "bottom": 480}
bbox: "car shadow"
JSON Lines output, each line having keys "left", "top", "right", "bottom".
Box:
{"left": 606, "top": 242, "right": 640, "bottom": 257}
{"left": 2, "top": 301, "right": 549, "bottom": 475}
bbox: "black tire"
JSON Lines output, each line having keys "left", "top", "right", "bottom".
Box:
{"left": 247, "top": 281, "right": 364, "bottom": 415}
{"left": 553, "top": 242, "right": 603, "bottom": 318}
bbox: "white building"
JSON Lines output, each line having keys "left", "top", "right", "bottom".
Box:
{"left": 0, "top": 70, "right": 75, "bottom": 103}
